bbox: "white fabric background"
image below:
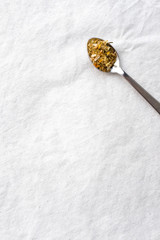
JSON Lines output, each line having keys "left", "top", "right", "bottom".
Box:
{"left": 0, "top": 0, "right": 160, "bottom": 239}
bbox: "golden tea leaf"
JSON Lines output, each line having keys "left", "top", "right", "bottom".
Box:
{"left": 87, "top": 38, "right": 117, "bottom": 72}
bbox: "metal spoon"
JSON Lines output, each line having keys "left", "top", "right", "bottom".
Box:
{"left": 87, "top": 38, "right": 160, "bottom": 114}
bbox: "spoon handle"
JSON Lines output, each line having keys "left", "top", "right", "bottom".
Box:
{"left": 123, "top": 72, "right": 160, "bottom": 114}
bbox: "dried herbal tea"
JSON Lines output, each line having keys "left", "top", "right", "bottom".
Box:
{"left": 87, "top": 38, "right": 117, "bottom": 72}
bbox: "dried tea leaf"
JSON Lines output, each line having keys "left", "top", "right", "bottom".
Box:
{"left": 87, "top": 38, "right": 117, "bottom": 72}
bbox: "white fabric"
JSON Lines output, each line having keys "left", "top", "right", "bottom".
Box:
{"left": 0, "top": 0, "right": 160, "bottom": 239}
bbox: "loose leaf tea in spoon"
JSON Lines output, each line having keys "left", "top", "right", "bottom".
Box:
{"left": 87, "top": 37, "right": 160, "bottom": 114}
{"left": 87, "top": 38, "right": 117, "bottom": 72}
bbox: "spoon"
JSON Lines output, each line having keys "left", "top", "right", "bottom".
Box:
{"left": 87, "top": 38, "right": 160, "bottom": 114}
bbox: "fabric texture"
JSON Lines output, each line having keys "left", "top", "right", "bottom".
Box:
{"left": 0, "top": 0, "right": 160, "bottom": 239}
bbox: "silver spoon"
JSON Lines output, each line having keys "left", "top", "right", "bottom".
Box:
{"left": 87, "top": 38, "right": 160, "bottom": 114}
